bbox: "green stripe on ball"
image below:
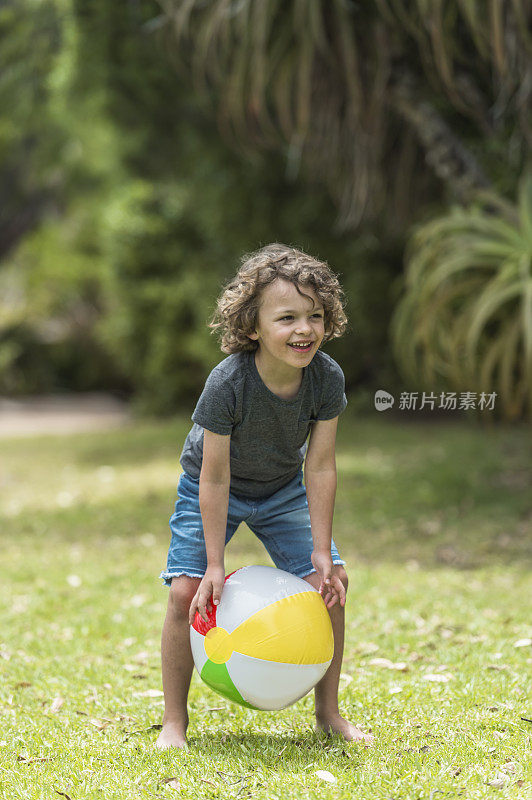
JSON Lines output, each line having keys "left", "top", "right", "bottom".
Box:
{"left": 200, "top": 660, "right": 257, "bottom": 709}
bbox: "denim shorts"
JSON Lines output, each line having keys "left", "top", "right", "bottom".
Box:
{"left": 159, "top": 468, "right": 345, "bottom": 586}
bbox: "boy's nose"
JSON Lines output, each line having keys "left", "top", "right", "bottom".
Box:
{"left": 295, "top": 320, "right": 312, "bottom": 334}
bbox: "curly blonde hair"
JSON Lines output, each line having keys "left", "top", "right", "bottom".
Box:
{"left": 209, "top": 243, "right": 348, "bottom": 353}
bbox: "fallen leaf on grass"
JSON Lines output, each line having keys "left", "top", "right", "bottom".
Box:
{"left": 315, "top": 770, "right": 337, "bottom": 784}
{"left": 408, "top": 652, "right": 424, "bottom": 662}
{"left": 162, "top": 777, "right": 181, "bottom": 790}
{"left": 129, "top": 595, "right": 146, "bottom": 608}
{"left": 452, "top": 768, "right": 462, "bottom": 777}
{"left": 422, "top": 673, "right": 453, "bottom": 683}
{"left": 368, "top": 658, "right": 408, "bottom": 671}
{"left": 514, "top": 638, "right": 532, "bottom": 648}
{"left": 50, "top": 697, "right": 64, "bottom": 713}
{"left": 358, "top": 642, "right": 379, "bottom": 654}
{"left": 123, "top": 724, "right": 162, "bottom": 742}
{"left": 215, "top": 770, "right": 253, "bottom": 787}
{"left": 133, "top": 689, "right": 164, "bottom": 698}
{"left": 487, "top": 772, "right": 508, "bottom": 789}
{"left": 54, "top": 790, "right": 72, "bottom": 800}
{"left": 14, "top": 681, "right": 32, "bottom": 689}
{"left": 133, "top": 651, "right": 150, "bottom": 663}
{"left": 89, "top": 718, "right": 113, "bottom": 731}
{"left": 84, "top": 687, "right": 99, "bottom": 703}
{"left": 17, "top": 755, "right": 54, "bottom": 764}
{"left": 440, "top": 628, "right": 455, "bottom": 639}
{"left": 500, "top": 762, "right": 517, "bottom": 774}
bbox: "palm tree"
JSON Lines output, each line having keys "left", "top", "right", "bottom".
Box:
{"left": 391, "top": 174, "right": 532, "bottom": 420}
{"left": 158, "top": 0, "right": 531, "bottom": 230}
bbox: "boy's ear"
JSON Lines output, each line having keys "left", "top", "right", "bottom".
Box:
{"left": 247, "top": 331, "right": 259, "bottom": 341}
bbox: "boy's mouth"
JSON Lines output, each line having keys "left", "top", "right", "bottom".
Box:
{"left": 288, "top": 341, "right": 313, "bottom": 353}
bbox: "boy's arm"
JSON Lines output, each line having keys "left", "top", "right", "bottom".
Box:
{"left": 304, "top": 416, "right": 345, "bottom": 608}
{"left": 188, "top": 429, "right": 231, "bottom": 624}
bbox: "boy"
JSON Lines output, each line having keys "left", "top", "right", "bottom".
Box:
{"left": 157, "top": 243, "right": 373, "bottom": 749}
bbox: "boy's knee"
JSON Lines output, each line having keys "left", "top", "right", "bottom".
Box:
{"left": 167, "top": 575, "right": 201, "bottom": 619}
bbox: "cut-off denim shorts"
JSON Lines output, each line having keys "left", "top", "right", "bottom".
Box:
{"left": 159, "top": 468, "right": 345, "bottom": 586}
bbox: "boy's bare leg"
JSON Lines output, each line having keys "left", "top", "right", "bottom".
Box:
{"left": 156, "top": 576, "right": 201, "bottom": 750}
{"left": 303, "top": 569, "right": 374, "bottom": 745}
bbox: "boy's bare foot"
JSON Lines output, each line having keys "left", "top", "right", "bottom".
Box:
{"left": 316, "top": 713, "right": 374, "bottom": 746}
{"left": 155, "top": 720, "right": 188, "bottom": 750}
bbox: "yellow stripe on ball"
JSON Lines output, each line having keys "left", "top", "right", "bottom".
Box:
{"left": 231, "top": 590, "right": 333, "bottom": 664}
{"left": 204, "top": 626, "right": 233, "bottom": 664}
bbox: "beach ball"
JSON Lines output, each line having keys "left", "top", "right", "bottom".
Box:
{"left": 190, "top": 565, "right": 334, "bottom": 710}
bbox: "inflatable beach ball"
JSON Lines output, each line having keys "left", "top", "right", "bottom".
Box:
{"left": 190, "top": 565, "right": 334, "bottom": 710}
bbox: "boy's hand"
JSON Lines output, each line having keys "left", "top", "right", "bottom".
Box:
{"left": 311, "top": 550, "right": 346, "bottom": 609}
{"left": 189, "top": 565, "right": 226, "bottom": 625}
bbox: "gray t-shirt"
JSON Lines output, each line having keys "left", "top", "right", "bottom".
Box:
{"left": 179, "top": 349, "right": 347, "bottom": 498}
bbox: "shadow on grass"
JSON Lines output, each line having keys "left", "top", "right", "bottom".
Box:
{"left": 186, "top": 730, "right": 364, "bottom": 768}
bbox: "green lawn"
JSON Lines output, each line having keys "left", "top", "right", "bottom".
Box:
{"left": 1, "top": 414, "right": 531, "bottom": 799}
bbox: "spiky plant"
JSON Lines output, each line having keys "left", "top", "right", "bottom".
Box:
{"left": 391, "top": 174, "right": 532, "bottom": 420}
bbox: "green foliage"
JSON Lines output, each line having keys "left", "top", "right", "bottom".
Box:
{"left": 0, "top": 0, "right": 68, "bottom": 256}
{"left": 7, "top": 0, "right": 530, "bottom": 419}
{"left": 0, "top": 0, "right": 401, "bottom": 409}
{"left": 96, "top": 169, "right": 399, "bottom": 413}
{"left": 0, "top": 0, "right": 131, "bottom": 395}
{"left": 0, "top": 212, "right": 123, "bottom": 394}
{"left": 391, "top": 175, "right": 532, "bottom": 420}
{"left": 98, "top": 180, "right": 222, "bottom": 411}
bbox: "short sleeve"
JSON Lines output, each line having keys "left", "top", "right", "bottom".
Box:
{"left": 316, "top": 359, "right": 348, "bottom": 420}
{"left": 191, "top": 366, "right": 235, "bottom": 435}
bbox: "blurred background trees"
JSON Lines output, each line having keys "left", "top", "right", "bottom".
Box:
{"left": 0, "top": 0, "right": 530, "bottom": 418}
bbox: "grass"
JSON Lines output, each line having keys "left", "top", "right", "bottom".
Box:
{"left": 0, "top": 413, "right": 531, "bottom": 799}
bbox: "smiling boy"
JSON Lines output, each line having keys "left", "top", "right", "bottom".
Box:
{"left": 156, "top": 244, "right": 373, "bottom": 749}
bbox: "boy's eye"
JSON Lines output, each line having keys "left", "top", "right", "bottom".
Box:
{"left": 278, "top": 314, "right": 323, "bottom": 321}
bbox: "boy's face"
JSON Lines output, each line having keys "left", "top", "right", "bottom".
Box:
{"left": 248, "top": 279, "right": 325, "bottom": 371}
